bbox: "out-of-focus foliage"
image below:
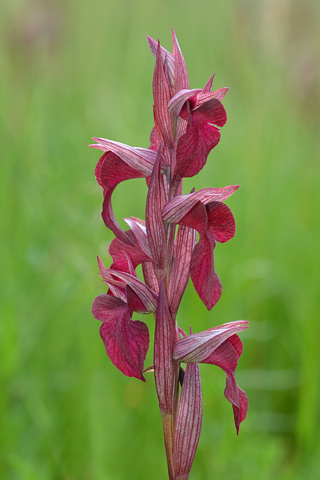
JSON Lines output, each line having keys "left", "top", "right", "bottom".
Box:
{"left": 1, "top": 0, "right": 320, "bottom": 478}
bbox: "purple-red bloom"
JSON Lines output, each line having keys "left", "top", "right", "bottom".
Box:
{"left": 90, "top": 28, "right": 249, "bottom": 479}
{"left": 173, "top": 321, "right": 249, "bottom": 434}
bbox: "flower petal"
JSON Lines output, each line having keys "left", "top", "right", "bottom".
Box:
{"left": 202, "top": 335, "right": 248, "bottom": 434}
{"left": 168, "top": 89, "right": 202, "bottom": 117}
{"left": 108, "top": 230, "right": 152, "bottom": 273}
{"left": 206, "top": 201, "right": 236, "bottom": 243}
{"left": 190, "top": 233, "right": 222, "bottom": 310}
{"left": 175, "top": 122, "right": 221, "bottom": 178}
{"left": 91, "top": 138, "right": 162, "bottom": 176}
{"left": 96, "top": 151, "right": 145, "bottom": 242}
{"left": 92, "top": 294, "right": 149, "bottom": 381}
{"left": 192, "top": 98, "right": 227, "bottom": 127}
{"left": 162, "top": 186, "right": 239, "bottom": 224}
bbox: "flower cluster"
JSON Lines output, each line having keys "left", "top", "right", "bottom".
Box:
{"left": 91, "top": 29, "right": 248, "bottom": 479}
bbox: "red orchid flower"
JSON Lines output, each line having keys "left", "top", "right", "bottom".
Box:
{"left": 90, "top": 29, "right": 249, "bottom": 480}
{"left": 173, "top": 321, "right": 249, "bottom": 435}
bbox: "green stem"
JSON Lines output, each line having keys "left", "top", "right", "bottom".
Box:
{"left": 162, "top": 412, "right": 175, "bottom": 480}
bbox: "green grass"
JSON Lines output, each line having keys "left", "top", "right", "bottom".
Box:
{"left": 1, "top": 0, "right": 320, "bottom": 478}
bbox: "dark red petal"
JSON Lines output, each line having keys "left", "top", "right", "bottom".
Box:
{"left": 192, "top": 98, "right": 227, "bottom": 127}
{"left": 99, "top": 311, "right": 149, "bottom": 381}
{"left": 202, "top": 337, "right": 248, "bottom": 434}
{"left": 109, "top": 230, "right": 151, "bottom": 273}
{"left": 175, "top": 123, "right": 221, "bottom": 178}
{"left": 126, "top": 285, "right": 149, "bottom": 314}
{"left": 92, "top": 293, "right": 128, "bottom": 321}
{"left": 225, "top": 372, "right": 248, "bottom": 434}
{"left": 168, "top": 225, "right": 197, "bottom": 316}
{"left": 92, "top": 295, "right": 149, "bottom": 381}
{"left": 173, "top": 363, "right": 203, "bottom": 478}
{"left": 101, "top": 187, "right": 132, "bottom": 244}
{"left": 178, "top": 201, "right": 208, "bottom": 235}
{"left": 190, "top": 233, "right": 222, "bottom": 310}
{"left": 98, "top": 151, "right": 146, "bottom": 243}
{"left": 206, "top": 201, "right": 236, "bottom": 243}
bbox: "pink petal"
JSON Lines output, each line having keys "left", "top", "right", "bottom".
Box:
{"left": 109, "top": 230, "right": 152, "bottom": 273}
{"left": 206, "top": 201, "right": 236, "bottom": 243}
{"left": 190, "top": 233, "right": 222, "bottom": 310}
{"left": 91, "top": 138, "right": 162, "bottom": 176}
{"left": 92, "top": 294, "right": 149, "bottom": 381}
{"left": 168, "top": 89, "right": 202, "bottom": 117}
{"left": 171, "top": 28, "right": 189, "bottom": 92}
{"left": 123, "top": 217, "right": 152, "bottom": 258}
{"left": 173, "top": 363, "right": 203, "bottom": 479}
{"left": 192, "top": 98, "right": 227, "bottom": 127}
{"left": 175, "top": 122, "right": 221, "bottom": 178}
{"left": 154, "top": 280, "right": 179, "bottom": 414}
{"left": 126, "top": 285, "right": 149, "bottom": 314}
{"left": 173, "top": 322, "right": 249, "bottom": 364}
{"left": 168, "top": 225, "right": 197, "bottom": 316}
{"left": 202, "top": 338, "right": 248, "bottom": 434}
{"left": 176, "top": 201, "right": 207, "bottom": 235}
{"left": 162, "top": 185, "right": 239, "bottom": 223}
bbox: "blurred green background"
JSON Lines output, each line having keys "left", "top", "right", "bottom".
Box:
{"left": 1, "top": 0, "right": 320, "bottom": 478}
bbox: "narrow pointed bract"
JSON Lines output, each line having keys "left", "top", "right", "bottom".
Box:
{"left": 90, "top": 29, "right": 249, "bottom": 479}
{"left": 173, "top": 363, "right": 203, "bottom": 479}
